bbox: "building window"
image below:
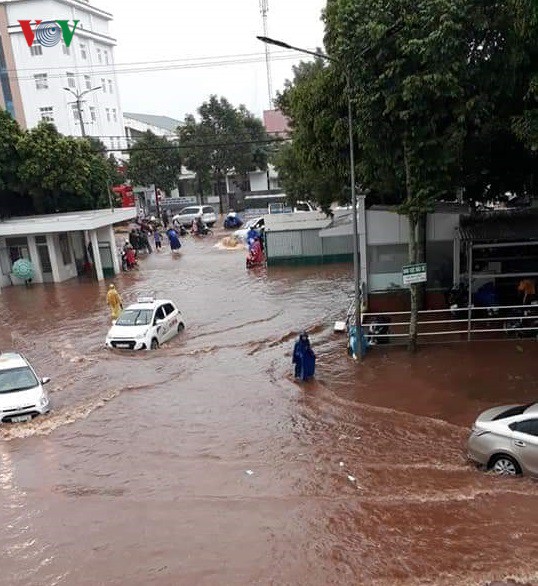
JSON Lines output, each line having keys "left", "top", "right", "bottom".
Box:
{"left": 66, "top": 72, "right": 76, "bottom": 88}
{"left": 39, "top": 107, "right": 54, "bottom": 122}
{"left": 34, "top": 73, "right": 48, "bottom": 90}
{"left": 97, "top": 48, "right": 102, "bottom": 63}
{"left": 59, "top": 234, "right": 72, "bottom": 265}
{"left": 106, "top": 108, "right": 110, "bottom": 122}
{"left": 90, "top": 106, "right": 97, "bottom": 122}
{"left": 6, "top": 237, "right": 29, "bottom": 269}
{"left": 84, "top": 75, "right": 91, "bottom": 90}
{"left": 112, "top": 108, "right": 117, "bottom": 123}
{"left": 80, "top": 44, "right": 87, "bottom": 59}
{"left": 62, "top": 42, "right": 70, "bottom": 56}
{"left": 104, "top": 50, "right": 109, "bottom": 65}
{"left": 108, "top": 79, "right": 113, "bottom": 93}
{"left": 72, "top": 104, "right": 81, "bottom": 124}
{"left": 30, "top": 43, "right": 43, "bottom": 56}
{"left": 101, "top": 79, "right": 106, "bottom": 93}
{"left": 111, "top": 137, "right": 116, "bottom": 149}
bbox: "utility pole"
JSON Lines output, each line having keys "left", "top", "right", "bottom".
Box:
{"left": 63, "top": 85, "right": 102, "bottom": 138}
{"left": 259, "top": 0, "right": 274, "bottom": 109}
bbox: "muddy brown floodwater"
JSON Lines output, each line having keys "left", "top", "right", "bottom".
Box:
{"left": 1, "top": 229, "right": 537, "bottom": 586}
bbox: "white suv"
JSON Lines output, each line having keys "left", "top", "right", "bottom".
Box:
{"left": 172, "top": 205, "right": 217, "bottom": 228}
{"left": 0, "top": 352, "right": 51, "bottom": 423}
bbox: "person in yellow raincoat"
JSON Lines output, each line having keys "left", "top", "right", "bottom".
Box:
{"left": 106, "top": 284, "right": 123, "bottom": 321}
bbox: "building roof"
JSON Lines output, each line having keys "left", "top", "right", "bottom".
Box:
{"left": 263, "top": 109, "right": 290, "bottom": 136}
{"left": 0, "top": 208, "right": 137, "bottom": 237}
{"left": 123, "top": 112, "right": 182, "bottom": 133}
{"left": 265, "top": 212, "right": 332, "bottom": 232}
{"left": 459, "top": 209, "right": 538, "bottom": 242}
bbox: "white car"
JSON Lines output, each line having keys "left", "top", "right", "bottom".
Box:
{"left": 172, "top": 205, "right": 217, "bottom": 228}
{"left": 234, "top": 217, "right": 265, "bottom": 242}
{"left": 0, "top": 352, "right": 51, "bottom": 423}
{"left": 106, "top": 297, "right": 185, "bottom": 351}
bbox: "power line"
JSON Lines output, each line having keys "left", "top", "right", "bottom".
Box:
{"left": 4, "top": 51, "right": 310, "bottom": 82}
{"left": 3, "top": 48, "right": 304, "bottom": 73}
{"left": 85, "top": 129, "right": 290, "bottom": 140}
{"left": 96, "top": 136, "right": 289, "bottom": 154}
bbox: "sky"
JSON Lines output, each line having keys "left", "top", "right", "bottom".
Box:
{"left": 96, "top": 0, "right": 327, "bottom": 122}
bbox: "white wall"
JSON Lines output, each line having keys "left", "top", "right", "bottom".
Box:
{"left": 48, "top": 233, "right": 78, "bottom": 281}
{"left": 249, "top": 171, "right": 268, "bottom": 192}
{"left": 7, "top": 0, "right": 125, "bottom": 149}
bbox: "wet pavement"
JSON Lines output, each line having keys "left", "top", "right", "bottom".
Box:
{"left": 1, "top": 229, "right": 537, "bottom": 586}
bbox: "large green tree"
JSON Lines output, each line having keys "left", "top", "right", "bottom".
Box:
{"left": 179, "top": 96, "right": 271, "bottom": 208}
{"left": 17, "top": 122, "right": 96, "bottom": 214}
{"left": 274, "top": 60, "right": 350, "bottom": 213}
{"left": 0, "top": 110, "right": 37, "bottom": 217}
{"left": 126, "top": 130, "right": 182, "bottom": 195}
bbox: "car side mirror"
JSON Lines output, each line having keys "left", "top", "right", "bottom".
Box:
{"left": 41, "top": 377, "right": 51, "bottom": 385}
{"left": 155, "top": 319, "right": 163, "bottom": 325}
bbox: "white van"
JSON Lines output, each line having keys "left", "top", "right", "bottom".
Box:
{"left": 0, "top": 352, "right": 51, "bottom": 423}
{"left": 267, "top": 201, "right": 316, "bottom": 214}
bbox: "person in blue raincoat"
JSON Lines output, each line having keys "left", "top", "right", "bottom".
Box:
{"left": 246, "top": 226, "right": 259, "bottom": 251}
{"left": 292, "top": 331, "right": 316, "bottom": 381}
{"left": 166, "top": 228, "right": 182, "bottom": 251}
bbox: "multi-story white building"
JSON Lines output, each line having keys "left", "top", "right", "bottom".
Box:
{"left": 0, "top": 0, "right": 124, "bottom": 150}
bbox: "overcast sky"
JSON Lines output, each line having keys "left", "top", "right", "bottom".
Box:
{"left": 95, "top": 0, "right": 327, "bottom": 122}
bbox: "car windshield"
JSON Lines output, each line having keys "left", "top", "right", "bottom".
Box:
{"left": 0, "top": 366, "right": 39, "bottom": 394}
{"left": 246, "top": 219, "right": 261, "bottom": 229}
{"left": 492, "top": 403, "right": 534, "bottom": 420}
{"left": 116, "top": 309, "right": 153, "bottom": 326}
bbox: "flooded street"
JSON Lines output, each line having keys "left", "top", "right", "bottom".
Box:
{"left": 1, "top": 231, "right": 537, "bottom": 586}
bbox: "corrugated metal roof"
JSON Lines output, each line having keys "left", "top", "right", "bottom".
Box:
{"left": 124, "top": 112, "right": 182, "bottom": 132}
{"left": 459, "top": 209, "right": 538, "bottom": 242}
{"left": 265, "top": 220, "right": 332, "bottom": 232}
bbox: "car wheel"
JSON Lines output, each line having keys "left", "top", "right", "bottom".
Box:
{"left": 177, "top": 322, "right": 185, "bottom": 333}
{"left": 150, "top": 338, "right": 159, "bottom": 350}
{"left": 489, "top": 454, "right": 521, "bottom": 476}
{"left": 207, "top": 222, "right": 215, "bottom": 228}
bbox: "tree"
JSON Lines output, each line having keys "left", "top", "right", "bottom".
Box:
{"left": 126, "top": 131, "right": 182, "bottom": 195}
{"left": 17, "top": 122, "right": 96, "bottom": 214}
{"left": 274, "top": 60, "right": 349, "bottom": 213}
{"left": 179, "top": 96, "right": 271, "bottom": 210}
{"left": 0, "top": 110, "right": 32, "bottom": 217}
{"left": 325, "top": 0, "right": 474, "bottom": 351}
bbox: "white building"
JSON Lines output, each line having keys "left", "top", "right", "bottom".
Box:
{"left": 0, "top": 0, "right": 125, "bottom": 150}
{"left": 0, "top": 207, "right": 137, "bottom": 287}
{"left": 124, "top": 112, "right": 182, "bottom": 144}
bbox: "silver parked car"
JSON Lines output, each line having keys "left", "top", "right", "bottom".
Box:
{"left": 468, "top": 402, "right": 538, "bottom": 477}
{"left": 172, "top": 205, "right": 217, "bottom": 228}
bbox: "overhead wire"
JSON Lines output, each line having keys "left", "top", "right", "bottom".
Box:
{"left": 5, "top": 51, "right": 310, "bottom": 82}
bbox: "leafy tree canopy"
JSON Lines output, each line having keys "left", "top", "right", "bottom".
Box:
{"left": 126, "top": 130, "right": 182, "bottom": 194}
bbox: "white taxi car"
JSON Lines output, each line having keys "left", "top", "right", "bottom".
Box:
{"left": 105, "top": 297, "right": 185, "bottom": 351}
{"left": 0, "top": 352, "right": 51, "bottom": 423}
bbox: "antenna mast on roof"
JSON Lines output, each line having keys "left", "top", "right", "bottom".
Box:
{"left": 260, "top": 0, "right": 274, "bottom": 109}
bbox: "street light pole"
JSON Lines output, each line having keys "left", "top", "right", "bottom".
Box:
{"left": 63, "top": 85, "right": 102, "bottom": 138}
{"left": 257, "top": 35, "right": 364, "bottom": 358}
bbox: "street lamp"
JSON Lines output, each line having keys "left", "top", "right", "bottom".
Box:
{"left": 257, "top": 35, "right": 365, "bottom": 359}
{"left": 63, "top": 85, "right": 102, "bottom": 137}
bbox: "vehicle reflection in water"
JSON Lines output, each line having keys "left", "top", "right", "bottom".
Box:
{"left": 0, "top": 233, "right": 537, "bottom": 586}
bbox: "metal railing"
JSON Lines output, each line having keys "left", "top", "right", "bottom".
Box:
{"left": 359, "top": 303, "right": 538, "bottom": 344}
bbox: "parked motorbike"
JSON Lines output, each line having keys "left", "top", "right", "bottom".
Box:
{"left": 365, "top": 315, "right": 391, "bottom": 345}
{"left": 503, "top": 302, "right": 538, "bottom": 339}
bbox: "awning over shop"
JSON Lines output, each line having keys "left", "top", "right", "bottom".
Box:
{"left": 459, "top": 209, "right": 538, "bottom": 243}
